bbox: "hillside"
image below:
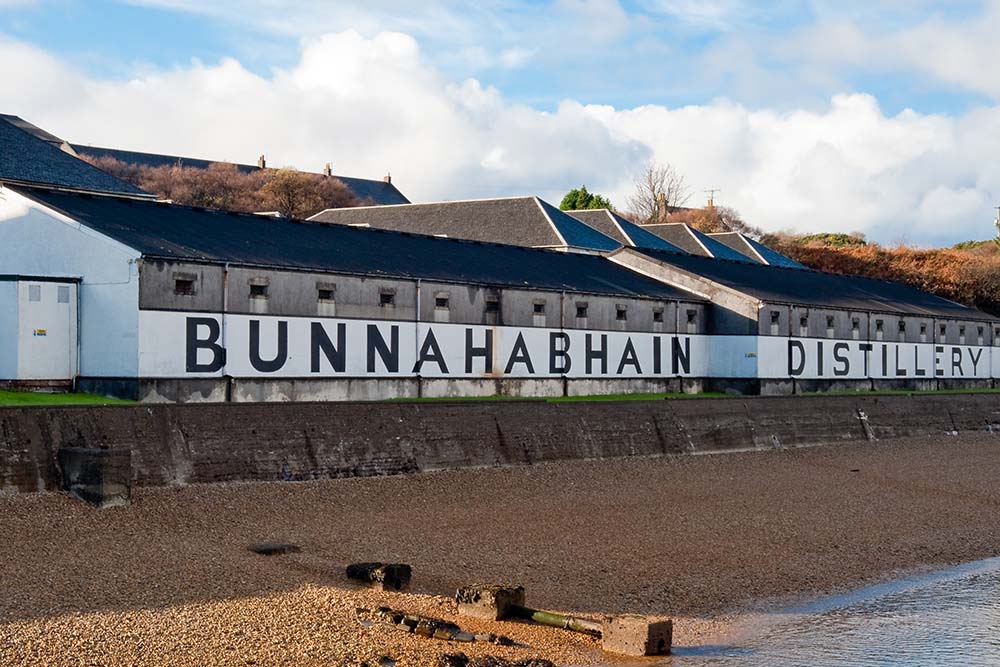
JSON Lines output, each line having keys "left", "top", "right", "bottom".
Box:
{"left": 764, "top": 234, "right": 1000, "bottom": 317}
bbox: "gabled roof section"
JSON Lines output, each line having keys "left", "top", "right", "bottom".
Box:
{"left": 0, "top": 116, "right": 151, "bottom": 197}
{"left": 641, "top": 223, "right": 748, "bottom": 261}
{"left": 628, "top": 247, "right": 994, "bottom": 320}
{"left": 70, "top": 145, "right": 410, "bottom": 206}
{"left": 708, "top": 232, "right": 804, "bottom": 268}
{"left": 567, "top": 209, "right": 689, "bottom": 254}
{"left": 310, "top": 196, "right": 621, "bottom": 252}
{"left": 11, "top": 185, "right": 705, "bottom": 303}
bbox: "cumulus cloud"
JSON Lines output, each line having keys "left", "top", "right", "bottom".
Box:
{"left": 2, "top": 31, "right": 999, "bottom": 246}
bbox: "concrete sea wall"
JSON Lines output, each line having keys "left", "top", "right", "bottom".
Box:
{"left": 3, "top": 393, "right": 1000, "bottom": 494}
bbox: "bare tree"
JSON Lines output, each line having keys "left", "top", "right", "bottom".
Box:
{"left": 626, "top": 161, "right": 692, "bottom": 224}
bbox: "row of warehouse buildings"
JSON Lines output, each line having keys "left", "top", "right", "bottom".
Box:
{"left": 1, "top": 114, "right": 998, "bottom": 402}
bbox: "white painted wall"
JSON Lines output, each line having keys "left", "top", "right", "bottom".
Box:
{"left": 0, "top": 281, "right": 16, "bottom": 378}
{"left": 0, "top": 188, "right": 141, "bottom": 377}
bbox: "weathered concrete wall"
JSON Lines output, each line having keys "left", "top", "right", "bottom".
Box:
{"left": 3, "top": 393, "right": 1000, "bottom": 495}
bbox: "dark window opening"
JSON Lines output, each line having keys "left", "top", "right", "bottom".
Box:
{"left": 899, "top": 322, "right": 906, "bottom": 332}
{"left": 249, "top": 284, "right": 268, "bottom": 299}
{"left": 920, "top": 323, "right": 927, "bottom": 335}
{"left": 687, "top": 310, "right": 697, "bottom": 323}
{"left": 826, "top": 316, "right": 835, "bottom": 328}
{"left": 485, "top": 298, "right": 499, "bottom": 313}
{"left": 379, "top": 292, "right": 395, "bottom": 307}
{"left": 875, "top": 320, "right": 883, "bottom": 331}
{"left": 771, "top": 311, "right": 780, "bottom": 323}
{"left": 653, "top": 309, "right": 664, "bottom": 323}
{"left": 800, "top": 316, "right": 808, "bottom": 327}
{"left": 852, "top": 319, "right": 860, "bottom": 330}
{"left": 318, "top": 289, "right": 335, "bottom": 301}
{"left": 616, "top": 307, "right": 628, "bottom": 321}
{"left": 175, "top": 279, "right": 195, "bottom": 296}
{"left": 435, "top": 296, "right": 449, "bottom": 308}
{"left": 533, "top": 303, "right": 545, "bottom": 314}
{"left": 576, "top": 304, "right": 588, "bottom": 318}
{"left": 940, "top": 325, "right": 947, "bottom": 337}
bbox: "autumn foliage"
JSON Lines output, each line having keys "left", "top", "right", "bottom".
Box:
{"left": 85, "top": 156, "right": 361, "bottom": 219}
{"left": 767, "top": 236, "right": 1000, "bottom": 316}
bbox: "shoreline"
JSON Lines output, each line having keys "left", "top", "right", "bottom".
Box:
{"left": 4, "top": 432, "right": 1000, "bottom": 665}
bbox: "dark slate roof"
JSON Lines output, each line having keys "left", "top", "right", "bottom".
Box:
{"left": 708, "top": 232, "right": 804, "bottom": 268}
{"left": 310, "top": 197, "right": 621, "bottom": 252}
{"left": 567, "top": 209, "right": 689, "bottom": 253}
{"left": 70, "top": 145, "right": 411, "bottom": 206}
{"left": 641, "top": 223, "right": 748, "bottom": 261}
{"left": 11, "top": 185, "right": 704, "bottom": 302}
{"left": 0, "top": 116, "right": 151, "bottom": 197}
{"left": 631, "top": 248, "right": 993, "bottom": 320}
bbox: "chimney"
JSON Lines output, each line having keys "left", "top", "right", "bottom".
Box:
{"left": 257, "top": 154, "right": 266, "bottom": 169}
{"left": 324, "top": 162, "right": 332, "bottom": 177}
{"left": 383, "top": 172, "right": 392, "bottom": 184}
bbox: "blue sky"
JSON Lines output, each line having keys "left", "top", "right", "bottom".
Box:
{"left": 3, "top": 1, "right": 1000, "bottom": 245}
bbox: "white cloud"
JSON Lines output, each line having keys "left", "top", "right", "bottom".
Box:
{"left": 2, "top": 31, "right": 1000, "bottom": 246}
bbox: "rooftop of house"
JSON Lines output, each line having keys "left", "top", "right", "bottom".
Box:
{"left": 564, "top": 209, "right": 689, "bottom": 253}
{"left": 9, "top": 185, "right": 705, "bottom": 303}
{"left": 625, "top": 247, "right": 994, "bottom": 320}
{"left": 70, "top": 144, "right": 411, "bottom": 206}
{"left": 309, "top": 197, "right": 623, "bottom": 253}
{"left": 639, "top": 223, "right": 750, "bottom": 261}
{"left": 0, "top": 115, "right": 151, "bottom": 197}
{"left": 707, "top": 231, "right": 804, "bottom": 268}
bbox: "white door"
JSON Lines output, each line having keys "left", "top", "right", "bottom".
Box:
{"left": 17, "top": 281, "right": 77, "bottom": 380}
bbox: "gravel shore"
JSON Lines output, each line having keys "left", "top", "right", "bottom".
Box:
{"left": 3, "top": 432, "right": 1000, "bottom": 665}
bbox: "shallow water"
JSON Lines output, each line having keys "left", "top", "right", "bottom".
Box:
{"left": 671, "top": 557, "right": 1000, "bottom": 666}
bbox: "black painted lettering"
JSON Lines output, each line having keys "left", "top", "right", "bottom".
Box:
{"left": 952, "top": 347, "right": 963, "bottom": 376}
{"left": 915, "top": 345, "right": 926, "bottom": 376}
{"left": 310, "top": 322, "right": 346, "bottom": 373}
{"left": 366, "top": 324, "right": 399, "bottom": 373}
{"left": 505, "top": 332, "right": 535, "bottom": 374}
{"left": 833, "top": 342, "right": 850, "bottom": 376}
{"left": 881, "top": 344, "right": 888, "bottom": 377}
{"left": 586, "top": 334, "right": 608, "bottom": 375}
{"left": 616, "top": 338, "right": 642, "bottom": 375}
{"left": 788, "top": 340, "right": 806, "bottom": 376}
{"left": 969, "top": 348, "right": 983, "bottom": 374}
{"left": 935, "top": 345, "right": 945, "bottom": 377}
{"left": 653, "top": 336, "right": 662, "bottom": 375}
{"left": 894, "top": 344, "right": 907, "bottom": 376}
{"left": 413, "top": 329, "right": 448, "bottom": 374}
{"left": 548, "top": 332, "right": 571, "bottom": 374}
{"left": 671, "top": 336, "right": 691, "bottom": 375}
{"left": 249, "top": 320, "right": 288, "bottom": 373}
{"left": 465, "top": 328, "right": 494, "bottom": 374}
{"left": 860, "top": 343, "right": 873, "bottom": 376}
{"left": 816, "top": 341, "right": 824, "bottom": 376}
{"left": 185, "top": 317, "right": 225, "bottom": 373}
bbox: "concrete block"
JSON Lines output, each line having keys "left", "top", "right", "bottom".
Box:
{"left": 56, "top": 447, "right": 132, "bottom": 508}
{"left": 346, "top": 562, "right": 412, "bottom": 591}
{"left": 455, "top": 584, "right": 525, "bottom": 621}
{"left": 601, "top": 615, "right": 672, "bottom": 656}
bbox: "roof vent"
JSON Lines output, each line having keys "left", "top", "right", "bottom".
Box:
{"left": 257, "top": 154, "right": 266, "bottom": 169}
{"left": 383, "top": 172, "right": 392, "bottom": 184}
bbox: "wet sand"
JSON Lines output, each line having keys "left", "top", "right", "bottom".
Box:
{"left": 3, "top": 432, "right": 1000, "bottom": 665}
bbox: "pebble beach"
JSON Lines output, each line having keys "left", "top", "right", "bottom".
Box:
{"left": 3, "top": 432, "right": 1000, "bottom": 665}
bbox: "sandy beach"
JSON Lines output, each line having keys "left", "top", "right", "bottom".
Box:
{"left": 3, "top": 432, "right": 1000, "bottom": 665}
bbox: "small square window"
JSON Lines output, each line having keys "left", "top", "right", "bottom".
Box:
{"left": 899, "top": 322, "right": 906, "bottom": 332}
{"left": 616, "top": 306, "right": 628, "bottom": 321}
{"left": 686, "top": 309, "right": 697, "bottom": 324}
{"left": 485, "top": 298, "right": 499, "bottom": 313}
{"left": 57, "top": 286, "right": 70, "bottom": 303}
{"left": 318, "top": 288, "right": 335, "bottom": 301}
{"left": 771, "top": 311, "right": 780, "bottom": 324}
{"left": 940, "top": 324, "right": 947, "bottom": 337}
{"left": 379, "top": 291, "right": 395, "bottom": 307}
{"left": 28, "top": 285, "right": 41, "bottom": 302}
{"left": 576, "top": 303, "right": 588, "bottom": 319}
{"left": 852, "top": 319, "right": 860, "bottom": 330}
{"left": 653, "top": 309, "right": 664, "bottom": 323}
{"left": 920, "top": 323, "right": 927, "bottom": 335}
{"left": 435, "top": 296, "right": 449, "bottom": 308}
{"left": 826, "top": 316, "right": 835, "bottom": 328}
{"left": 533, "top": 302, "right": 546, "bottom": 314}
{"left": 249, "top": 284, "right": 268, "bottom": 299}
{"left": 175, "top": 278, "right": 195, "bottom": 296}
{"left": 875, "top": 320, "right": 883, "bottom": 331}
{"left": 800, "top": 316, "right": 808, "bottom": 327}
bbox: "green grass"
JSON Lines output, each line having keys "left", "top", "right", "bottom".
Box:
{"left": 0, "top": 390, "right": 136, "bottom": 407}
{"left": 391, "top": 391, "right": 728, "bottom": 403}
